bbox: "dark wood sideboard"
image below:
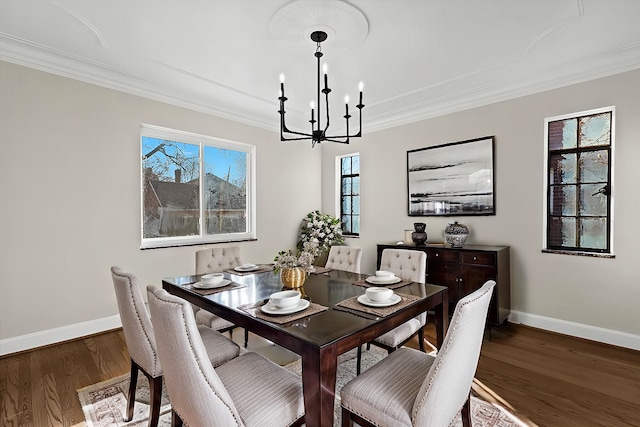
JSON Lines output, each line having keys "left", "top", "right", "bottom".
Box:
{"left": 376, "top": 243, "right": 510, "bottom": 325}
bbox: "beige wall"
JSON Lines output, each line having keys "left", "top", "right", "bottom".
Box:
{"left": 0, "top": 62, "right": 321, "bottom": 347}
{"left": 322, "top": 69, "right": 640, "bottom": 345}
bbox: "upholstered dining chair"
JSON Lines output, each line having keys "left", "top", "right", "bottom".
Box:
{"left": 194, "top": 246, "right": 248, "bottom": 345}
{"left": 341, "top": 280, "right": 496, "bottom": 427}
{"left": 111, "top": 266, "right": 241, "bottom": 427}
{"left": 195, "top": 246, "right": 243, "bottom": 273}
{"left": 147, "top": 285, "right": 306, "bottom": 427}
{"left": 325, "top": 245, "right": 363, "bottom": 273}
{"left": 356, "top": 248, "right": 427, "bottom": 374}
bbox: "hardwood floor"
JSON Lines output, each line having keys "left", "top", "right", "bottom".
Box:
{"left": 416, "top": 322, "right": 640, "bottom": 427}
{"left": 1, "top": 323, "right": 639, "bottom": 426}
{"left": 0, "top": 330, "right": 130, "bottom": 426}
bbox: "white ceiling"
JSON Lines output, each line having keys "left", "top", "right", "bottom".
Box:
{"left": 2, "top": 0, "right": 640, "bottom": 136}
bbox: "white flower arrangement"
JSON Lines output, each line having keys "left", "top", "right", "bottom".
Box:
{"left": 274, "top": 211, "right": 344, "bottom": 274}
{"left": 297, "top": 210, "right": 344, "bottom": 257}
{"left": 273, "top": 249, "right": 315, "bottom": 274}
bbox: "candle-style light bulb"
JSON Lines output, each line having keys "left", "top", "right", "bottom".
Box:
{"left": 358, "top": 81, "right": 363, "bottom": 105}
{"left": 345, "top": 96, "right": 349, "bottom": 115}
{"left": 310, "top": 101, "right": 315, "bottom": 121}
{"left": 280, "top": 73, "right": 285, "bottom": 97}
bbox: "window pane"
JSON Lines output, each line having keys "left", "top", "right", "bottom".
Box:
{"left": 342, "top": 215, "right": 351, "bottom": 233}
{"left": 549, "top": 153, "right": 576, "bottom": 184}
{"left": 342, "top": 177, "right": 352, "bottom": 195}
{"left": 352, "top": 215, "right": 360, "bottom": 234}
{"left": 342, "top": 196, "right": 351, "bottom": 214}
{"left": 352, "top": 195, "right": 360, "bottom": 214}
{"left": 342, "top": 157, "right": 351, "bottom": 175}
{"left": 351, "top": 156, "right": 359, "bottom": 174}
{"left": 548, "top": 217, "right": 576, "bottom": 247}
{"left": 548, "top": 119, "right": 577, "bottom": 150}
{"left": 352, "top": 176, "right": 360, "bottom": 195}
{"left": 579, "top": 150, "right": 608, "bottom": 183}
{"left": 579, "top": 218, "right": 607, "bottom": 249}
{"left": 142, "top": 137, "right": 199, "bottom": 238}
{"left": 579, "top": 184, "right": 607, "bottom": 216}
{"left": 550, "top": 185, "right": 576, "bottom": 216}
{"left": 579, "top": 113, "right": 611, "bottom": 147}
{"left": 203, "top": 146, "right": 247, "bottom": 235}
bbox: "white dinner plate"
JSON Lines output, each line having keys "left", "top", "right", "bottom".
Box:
{"left": 193, "top": 279, "right": 232, "bottom": 289}
{"left": 260, "top": 299, "right": 310, "bottom": 315}
{"left": 365, "top": 276, "right": 402, "bottom": 285}
{"left": 357, "top": 294, "right": 402, "bottom": 308}
{"left": 234, "top": 264, "right": 259, "bottom": 272}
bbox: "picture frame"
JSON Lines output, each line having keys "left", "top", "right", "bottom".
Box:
{"left": 407, "top": 136, "right": 495, "bottom": 216}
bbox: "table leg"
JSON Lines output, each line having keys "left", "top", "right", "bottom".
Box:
{"left": 434, "top": 294, "right": 449, "bottom": 348}
{"left": 301, "top": 345, "right": 338, "bottom": 427}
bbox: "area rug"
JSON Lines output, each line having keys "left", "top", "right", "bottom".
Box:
{"left": 78, "top": 347, "right": 532, "bottom": 427}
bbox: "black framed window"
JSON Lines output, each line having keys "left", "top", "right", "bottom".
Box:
{"left": 340, "top": 154, "right": 360, "bottom": 236}
{"left": 544, "top": 107, "right": 613, "bottom": 255}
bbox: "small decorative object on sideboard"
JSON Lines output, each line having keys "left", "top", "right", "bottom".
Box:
{"left": 444, "top": 221, "right": 469, "bottom": 247}
{"left": 412, "top": 222, "right": 428, "bottom": 245}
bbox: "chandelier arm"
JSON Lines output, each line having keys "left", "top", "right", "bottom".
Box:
{"left": 324, "top": 137, "right": 350, "bottom": 144}
{"left": 282, "top": 128, "right": 313, "bottom": 138}
{"left": 281, "top": 134, "right": 317, "bottom": 141}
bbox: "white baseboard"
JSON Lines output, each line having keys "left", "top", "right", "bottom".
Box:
{"left": 0, "top": 315, "right": 122, "bottom": 356}
{"left": 2, "top": 311, "right": 639, "bottom": 356}
{"left": 509, "top": 310, "right": 640, "bottom": 351}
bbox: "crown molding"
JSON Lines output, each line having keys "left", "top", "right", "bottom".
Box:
{"left": 2, "top": 34, "right": 639, "bottom": 136}
{"left": 366, "top": 41, "right": 640, "bottom": 133}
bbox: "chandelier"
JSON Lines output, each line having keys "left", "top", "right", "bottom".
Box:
{"left": 278, "top": 31, "right": 364, "bottom": 147}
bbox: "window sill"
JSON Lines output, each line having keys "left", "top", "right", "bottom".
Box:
{"left": 141, "top": 238, "right": 257, "bottom": 250}
{"left": 541, "top": 249, "right": 615, "bottom": 259}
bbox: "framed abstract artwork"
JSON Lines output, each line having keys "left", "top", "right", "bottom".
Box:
{"left": 407, "top": 136, "right": 495, "bottom": 216}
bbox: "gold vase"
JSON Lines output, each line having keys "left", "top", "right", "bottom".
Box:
{"left": 280, "top": 267, "right": 307, "bottom": 289}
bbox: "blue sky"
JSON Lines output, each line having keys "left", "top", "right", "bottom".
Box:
{"left": 142, "top": 136, "right": 246, "bottom": 185}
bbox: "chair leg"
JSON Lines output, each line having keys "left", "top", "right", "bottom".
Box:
{"left": 461, "top": 393, "right": 472, "bottom": 427}
{"left": 341, "top": 407, "right": 354, "bottom": 427}
{"left": 356, "top": 345, "right": 363, "bottom": 375}
{"left": 125, "top": 359, "right": 139, "bottom": 421}
{"left": 148, "top": 375, "right": 163, "bottom": 427}
{"left": 418, "top": 327, "right": 425, "bottom": 352}
{"left": 171, "top": 409, "right": 183, "bottom": 427}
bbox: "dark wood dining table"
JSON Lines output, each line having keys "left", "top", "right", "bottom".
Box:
{"left": 162, "top": 268, "right": 448, "bottom": 427}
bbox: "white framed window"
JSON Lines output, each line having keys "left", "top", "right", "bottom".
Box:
{"left": 336, "top": 153, "right": 360, "bottom": 236}
{"left": 542, "top": 106, "right": 614, "bottom": 256}
{"left": 140, "top": 124, "right": 256, "bottom": 249}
